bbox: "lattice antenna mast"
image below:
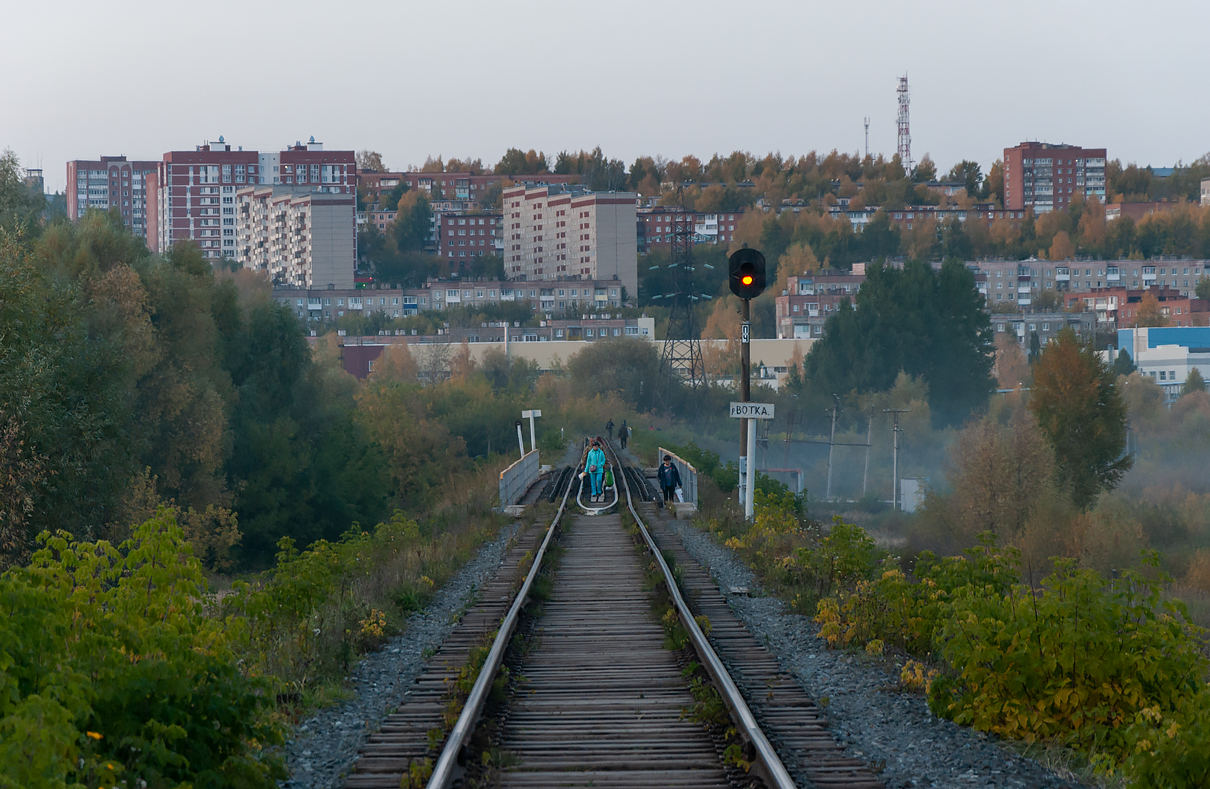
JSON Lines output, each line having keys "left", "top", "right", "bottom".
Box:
{"left": 656, "top": 190, "right": 707, "bottom": 409}
{"left": 863, "top": 117, "right": 870, "bottom": 159}
{"left": 896, "top": 75, "right": 912, "bottom": 176}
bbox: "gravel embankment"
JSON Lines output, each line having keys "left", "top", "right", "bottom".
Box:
{"left": 665, "top": 519, "right": 1081, "bottom": 789}
{"left": 282, "top": 522, "right": 521, "bottom": 789}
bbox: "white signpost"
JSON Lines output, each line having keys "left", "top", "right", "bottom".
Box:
{"left": 729, "top": 402, "right": 775, "bottom": 420}
{"left": 730, "top": 403, "right": 775, "bottom": 521}
{"left": 521, "top": 409, "right": 541, "bottom": 454}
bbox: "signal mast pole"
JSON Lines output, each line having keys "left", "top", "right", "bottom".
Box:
{"left": 730, "top": 246, "right": 765, "bottom": 521}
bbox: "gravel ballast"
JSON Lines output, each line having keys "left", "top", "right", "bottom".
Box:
{"left": 664, "top": 518, "right": 1080, "bottom": 789}
{"left": 282, "top": 522, "right": 521, "bottom": 789}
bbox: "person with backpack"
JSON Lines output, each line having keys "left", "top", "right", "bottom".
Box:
{"left": 657, "top": 454, "right": 681, "bottom": 504}
{"left": 618, "top": 420, "right": 629, "bottom": 449}
{"left": 605, "top": 419, "right": 615, "bottom": 441}
{"left": 585, "top": 440, "right": 607, "bottom": 502}
{"left": 603, "top": 461, "right": 615, "bottom": 496}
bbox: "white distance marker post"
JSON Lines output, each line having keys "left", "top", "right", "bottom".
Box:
{"left": 522, "top": 409, "right": 541, "bottom": 455}
{"left": 729, "top": 402, "right": 775, "bottom": 522}
{"left": 745, "top": 418, "right": 757, "bottom": 521}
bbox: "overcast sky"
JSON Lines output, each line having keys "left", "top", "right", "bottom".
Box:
{"left": 6, "top": 0, "right": 1208, "bottom": 192}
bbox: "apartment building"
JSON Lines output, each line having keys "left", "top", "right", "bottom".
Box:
{"left": 1064, "top": 287, "right": 1208, "bottom": 328}
{"left": 437, "top": 213, "right": 503, "bottom": 263}
{"left": 822, "top": 204, "right": 1029, "bottom": 233}
{"left": 774, "top": 270, "right": 867, "bottom": 339}
{"left": 503, "top": 184, "right": 638, "bottom": 294}
{"left": 971, "top": 260, "right": 1208, "bottom": 307}
{"left": 236, "top": 186, "right": 356, "bottom": 289}
{"left": 1003, "top": 142, "right": 1107, "bottom": 212}
{"left": 66, "top": 155, "right": 159, "bottom": 236}
{"left": 272, "top": 277, "right": 627, "bottom": 322}
{"left": 991, "top": 311, "right": 1097, "bottom": 348}
{"left": 637, "top": 208, "right": 744, "bottom": 252}
{"left": 152, "top": 138, "right": 353, "bottom": 258}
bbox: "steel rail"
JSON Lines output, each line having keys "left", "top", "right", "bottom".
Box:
{"left": 424, "top": 445, "right": 582, "bottom": 789}
{"left": 607, "top": 440, "right": 798, "bottom": 789}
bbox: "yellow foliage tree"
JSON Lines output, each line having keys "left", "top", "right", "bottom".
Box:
{"left": 372, "top": 343, "right": 419, "bottom": 382}
{"left": 1049, "top": 231, "right": 1076, "bottom": 261}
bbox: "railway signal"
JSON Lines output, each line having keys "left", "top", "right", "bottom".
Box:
{"left": 728, "top": 246, "right": 768, "bottom": 521}
{"left": 728, "top": 247, "right": 766, "bottom": 300}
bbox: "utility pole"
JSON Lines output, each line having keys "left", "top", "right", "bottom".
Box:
{"left": 825, "top": 395, "right": 839, "bottom": 500}
{"left": 883, "top": 409, "right": 908, "bottom": 510}
{"left": 862, "top": 416, "right": 872, "bottom": 497}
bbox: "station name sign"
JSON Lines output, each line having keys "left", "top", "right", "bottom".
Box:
{"left": 729, "top": 402, "right": 775, "bottom": 419}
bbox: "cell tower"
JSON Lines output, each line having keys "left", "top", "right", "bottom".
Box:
{"left": 863, "top": 117, "right": 870, "bottom": 159}
{"left": 896, "top": 75, "right": 912, "bottom": 175}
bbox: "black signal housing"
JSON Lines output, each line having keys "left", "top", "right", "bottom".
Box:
{"left": 728, "top": 248, "right": 767, "bottom": 300}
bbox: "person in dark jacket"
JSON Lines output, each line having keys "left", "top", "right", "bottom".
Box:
{"left": 618, "top": 420, "right": 629, "bottom": 449}
{"left": 605, "top": 419, "right": 615, "bottom": 440}
{"left": 657, "top": 454, "right": 681, "bottom": 503}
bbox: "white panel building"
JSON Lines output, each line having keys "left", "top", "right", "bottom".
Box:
{"left": 236, "top": 186, "right": 355, "bottom": 289}
{"left": 502, "top": 184, "right": 638, "bottom": 296}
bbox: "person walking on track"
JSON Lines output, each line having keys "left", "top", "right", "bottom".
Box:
{"left": 605, "top": 419, "right": 615, "bottom": 441}
{"left": 586, "top": 441, "right": 607, "bottom": 502}
{"left": 618, "top": 420, "right": 629, "bottom": 449}
{"left": 657, "top": 454, "right": 681, "bottom": 504}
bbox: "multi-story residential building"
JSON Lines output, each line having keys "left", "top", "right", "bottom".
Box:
{"left": 991, "top": 311, "right": 1097, "bottom": 348}
{"left": 356, "top": 171, "right": 407, "bottom": 204}
{"left": 1201, "top": 178, "right": 1210, "bottom": 208}
{"left": 151, "top": 138, "right": 353, "bottom": 259}
{"left": 502, "top": 184, "right": 638, "bottom": 294}
{"left": 66, "top": 155, "right": 160, "bottom": 236}
{"left": 774, "top": 270, "right": 868, "bottom": 339}
{"left": 821, "top": 204, "right": 1029, "bottom": 233}
{"left": 968, "top": 260, "right": 1208, "bottom": 307}
{"left": 1003, "top": 142, "right": 1107, "bottom": 213}
{"left": 1065, "top": 287, "right": 1208, "bottom": 328}
{"left": 637, "top": 208, "right": 744, "bottom": 252}
{"left": 1117, "top": 326, "right": 1210, "bottom": 401}
{"left": 437, "top": 213, "right": 503, "bottom": 264}
{"left": 272, "top": 277, "right": 628, "bottom": 322}
{"left": 236, "top": 186, "right": 356, "bottom": 289}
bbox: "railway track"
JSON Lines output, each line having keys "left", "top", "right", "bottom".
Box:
{"left": 347, "top": 439, "right": 883, "bottom": 789}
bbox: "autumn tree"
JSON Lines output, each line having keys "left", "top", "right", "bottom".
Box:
{"left": 1183, "top": 367, "right": 1207, "bottom": 397}
{"left": 1049, "top": 231, "right": 1076, "bottom": 261}
{"left": 356, "top": 150, "right": 385, "bottom": 172}
{"left": 494, "top": 148, "right": 548, "bottom": 176}
{"left": 1133, "top": 291, "right": 1169, "bottom": 327}
{"left": 911, "top": 153, "right": 938, "bottom": 183}
{"left": 0, "top": 149, "right": 44, "bottom": 237}
{"left": 1030, "top": 328, "right": 1132, "bottom": 509}
{"left": 1196, "top": 276, "right": 1210, "bottom": 300}
{"left": 800, "top": 259, "right": 994, "bottom": 426}
{"left": 930, "top": 411, "right": 1060, "bottom": 540}
{"left": 993, "top": 332, "right": 1030, "bottom": 390}
{"left": 945, "top": 159, "right": 983, "bottom": 196}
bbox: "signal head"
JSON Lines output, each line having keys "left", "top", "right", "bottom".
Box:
{"left": 728, "top": 248, "right": 767, "bottom": 300}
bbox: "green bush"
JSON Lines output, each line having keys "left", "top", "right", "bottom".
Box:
{"left": 0, "top": 510, "right": 284, "bottom": 788}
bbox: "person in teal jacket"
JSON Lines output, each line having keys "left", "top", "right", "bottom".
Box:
{"left": 585, "top": 441, "right": 606, "bottom": 502}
